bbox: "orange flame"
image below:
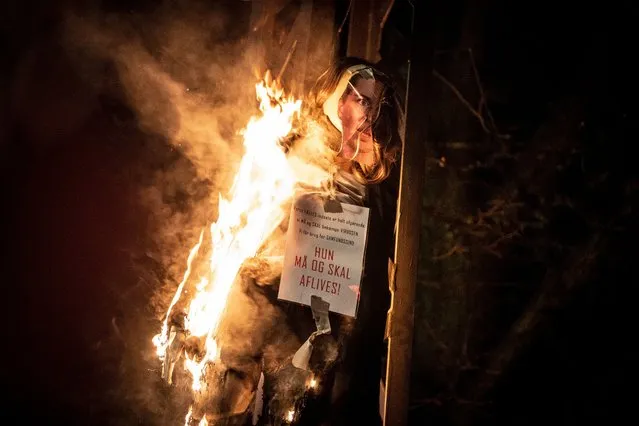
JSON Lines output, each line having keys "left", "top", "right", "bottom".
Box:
{"left": 153, "top": 73, "right": 332, "bottom": 422}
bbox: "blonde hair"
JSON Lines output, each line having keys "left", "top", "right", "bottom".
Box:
{"left": 306, "top": 58, "right": 403, "bottom": 185}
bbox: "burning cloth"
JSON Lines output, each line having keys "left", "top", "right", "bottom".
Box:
{"left": 152, "top": 58, "right": 402, "bottom": 426}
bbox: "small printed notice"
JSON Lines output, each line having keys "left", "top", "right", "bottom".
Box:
{"left": 277, "top": 194, "right": 370, "bottom": 318}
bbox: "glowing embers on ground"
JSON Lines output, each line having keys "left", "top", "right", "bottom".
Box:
{"left": 152, "top": 73, "right": 330, "bottom": 424}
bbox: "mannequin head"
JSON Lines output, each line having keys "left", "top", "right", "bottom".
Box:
{"left": 309, "top": 58, "right": 403, "bottom": 184}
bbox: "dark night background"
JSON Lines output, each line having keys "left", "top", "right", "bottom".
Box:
{"left": 1, "top": 0, "right": 635, "bottom": 425}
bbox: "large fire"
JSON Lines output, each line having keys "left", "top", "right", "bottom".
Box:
{"left": 152, "top": 73, "right": 332, "bottom": 423}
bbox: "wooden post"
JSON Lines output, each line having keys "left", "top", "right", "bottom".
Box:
{"left": 346, "top": 0, "right": 396, "bottom": 63}
{"left": 383, "top": 2, "right": 435, "bottom": 425}
{"left": 248, "top": 0, "right": 336, "bottom": 94}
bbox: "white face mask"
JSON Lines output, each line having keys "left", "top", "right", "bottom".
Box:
{"left": 322, "top": 65, "right": 384, "bottom": 166}
{"left": 322, "top": 65, "right": 376, "bottom": 134}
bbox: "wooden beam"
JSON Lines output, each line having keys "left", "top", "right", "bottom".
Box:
{"left": 346, "top": 0, "right": 396, "bottom": 62}
{"left": 248, "top": 0, "right": 336, "bottom": 94}
{"left": 383, "top": 2, "right": 436, "bottom": 425}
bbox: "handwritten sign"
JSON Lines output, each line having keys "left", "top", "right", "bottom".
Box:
{"left": 278, "top": 194, "right": 370, "bottom": 317}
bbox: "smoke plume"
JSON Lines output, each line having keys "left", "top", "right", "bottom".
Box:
{"left": 58, "top": 0, "right": 336, "bottom": 423}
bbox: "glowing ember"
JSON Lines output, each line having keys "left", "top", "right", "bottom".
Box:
{"left": 152, "top": 73, "right": 332, "bottom": 423}
{"left": 184, "top": 407, "right": 208, "bottom": 426}
{"left": 286, "top": 409, "right": 295, "bottom": 423}
{"left": 308, "top": 377, "right": 317, "bottom": 389}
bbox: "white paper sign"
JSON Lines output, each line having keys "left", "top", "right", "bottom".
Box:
{"left": 277, "top": 194, "right": 370, "bottom": 317}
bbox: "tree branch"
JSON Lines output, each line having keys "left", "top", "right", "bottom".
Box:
{"left": 433, "top": 69, "right": 491, "bottom": 134}
{"left": 433, "top": 50, "right": 510, "bottom": 140}
{"left": 467, "top": 48, "right": 508, "bottom": 140}
{"left": 432, "top": 243, "right": 467, "bottom": 260}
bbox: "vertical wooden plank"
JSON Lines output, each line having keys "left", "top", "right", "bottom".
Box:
{"left": 248, "top": 0, "right": 336, "bottom": 94}
{"left": 346, "top": 0, "right": 374, "bottom": 60}
{"left": 304, "top": 1, "right": 337, "bottom": 89}
{"left": 347, "top": 0, "right": 395, "bottom": 62}
{"left": 383, "top": 2, "right": 436, "bottom": 425}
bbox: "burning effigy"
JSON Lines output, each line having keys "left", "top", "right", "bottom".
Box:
{"left": 151, "top": 54, "right": 402, "bottom": 425}
{"left": 58, "top": 3, "right": 402, "bottom": 424}
{"left": 151, "top": 71, "right": 338, "bottom": 424}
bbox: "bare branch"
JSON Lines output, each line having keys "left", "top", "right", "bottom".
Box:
{"left": 337, "top": 0, "right": 353, "bottom": 34}
{"left": 423, "top": 318, "right": 450, "bottom": 351}
{"left": 276, "top": 39, "right": 298, "bottom": 82}
{"left": 433, "top": 69, "right": 491, "bottom": 134}
{"left": 432, "top": 243, "right": 467, "bottom": 260}
{"left": 433, "top": 51, "right": 511, "bottom": 140}
{"left": 467, "top": 48, "right": 509, "bottom": 140}
{"left": 484, "top": 230, "right": 520, "bottom": 253}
